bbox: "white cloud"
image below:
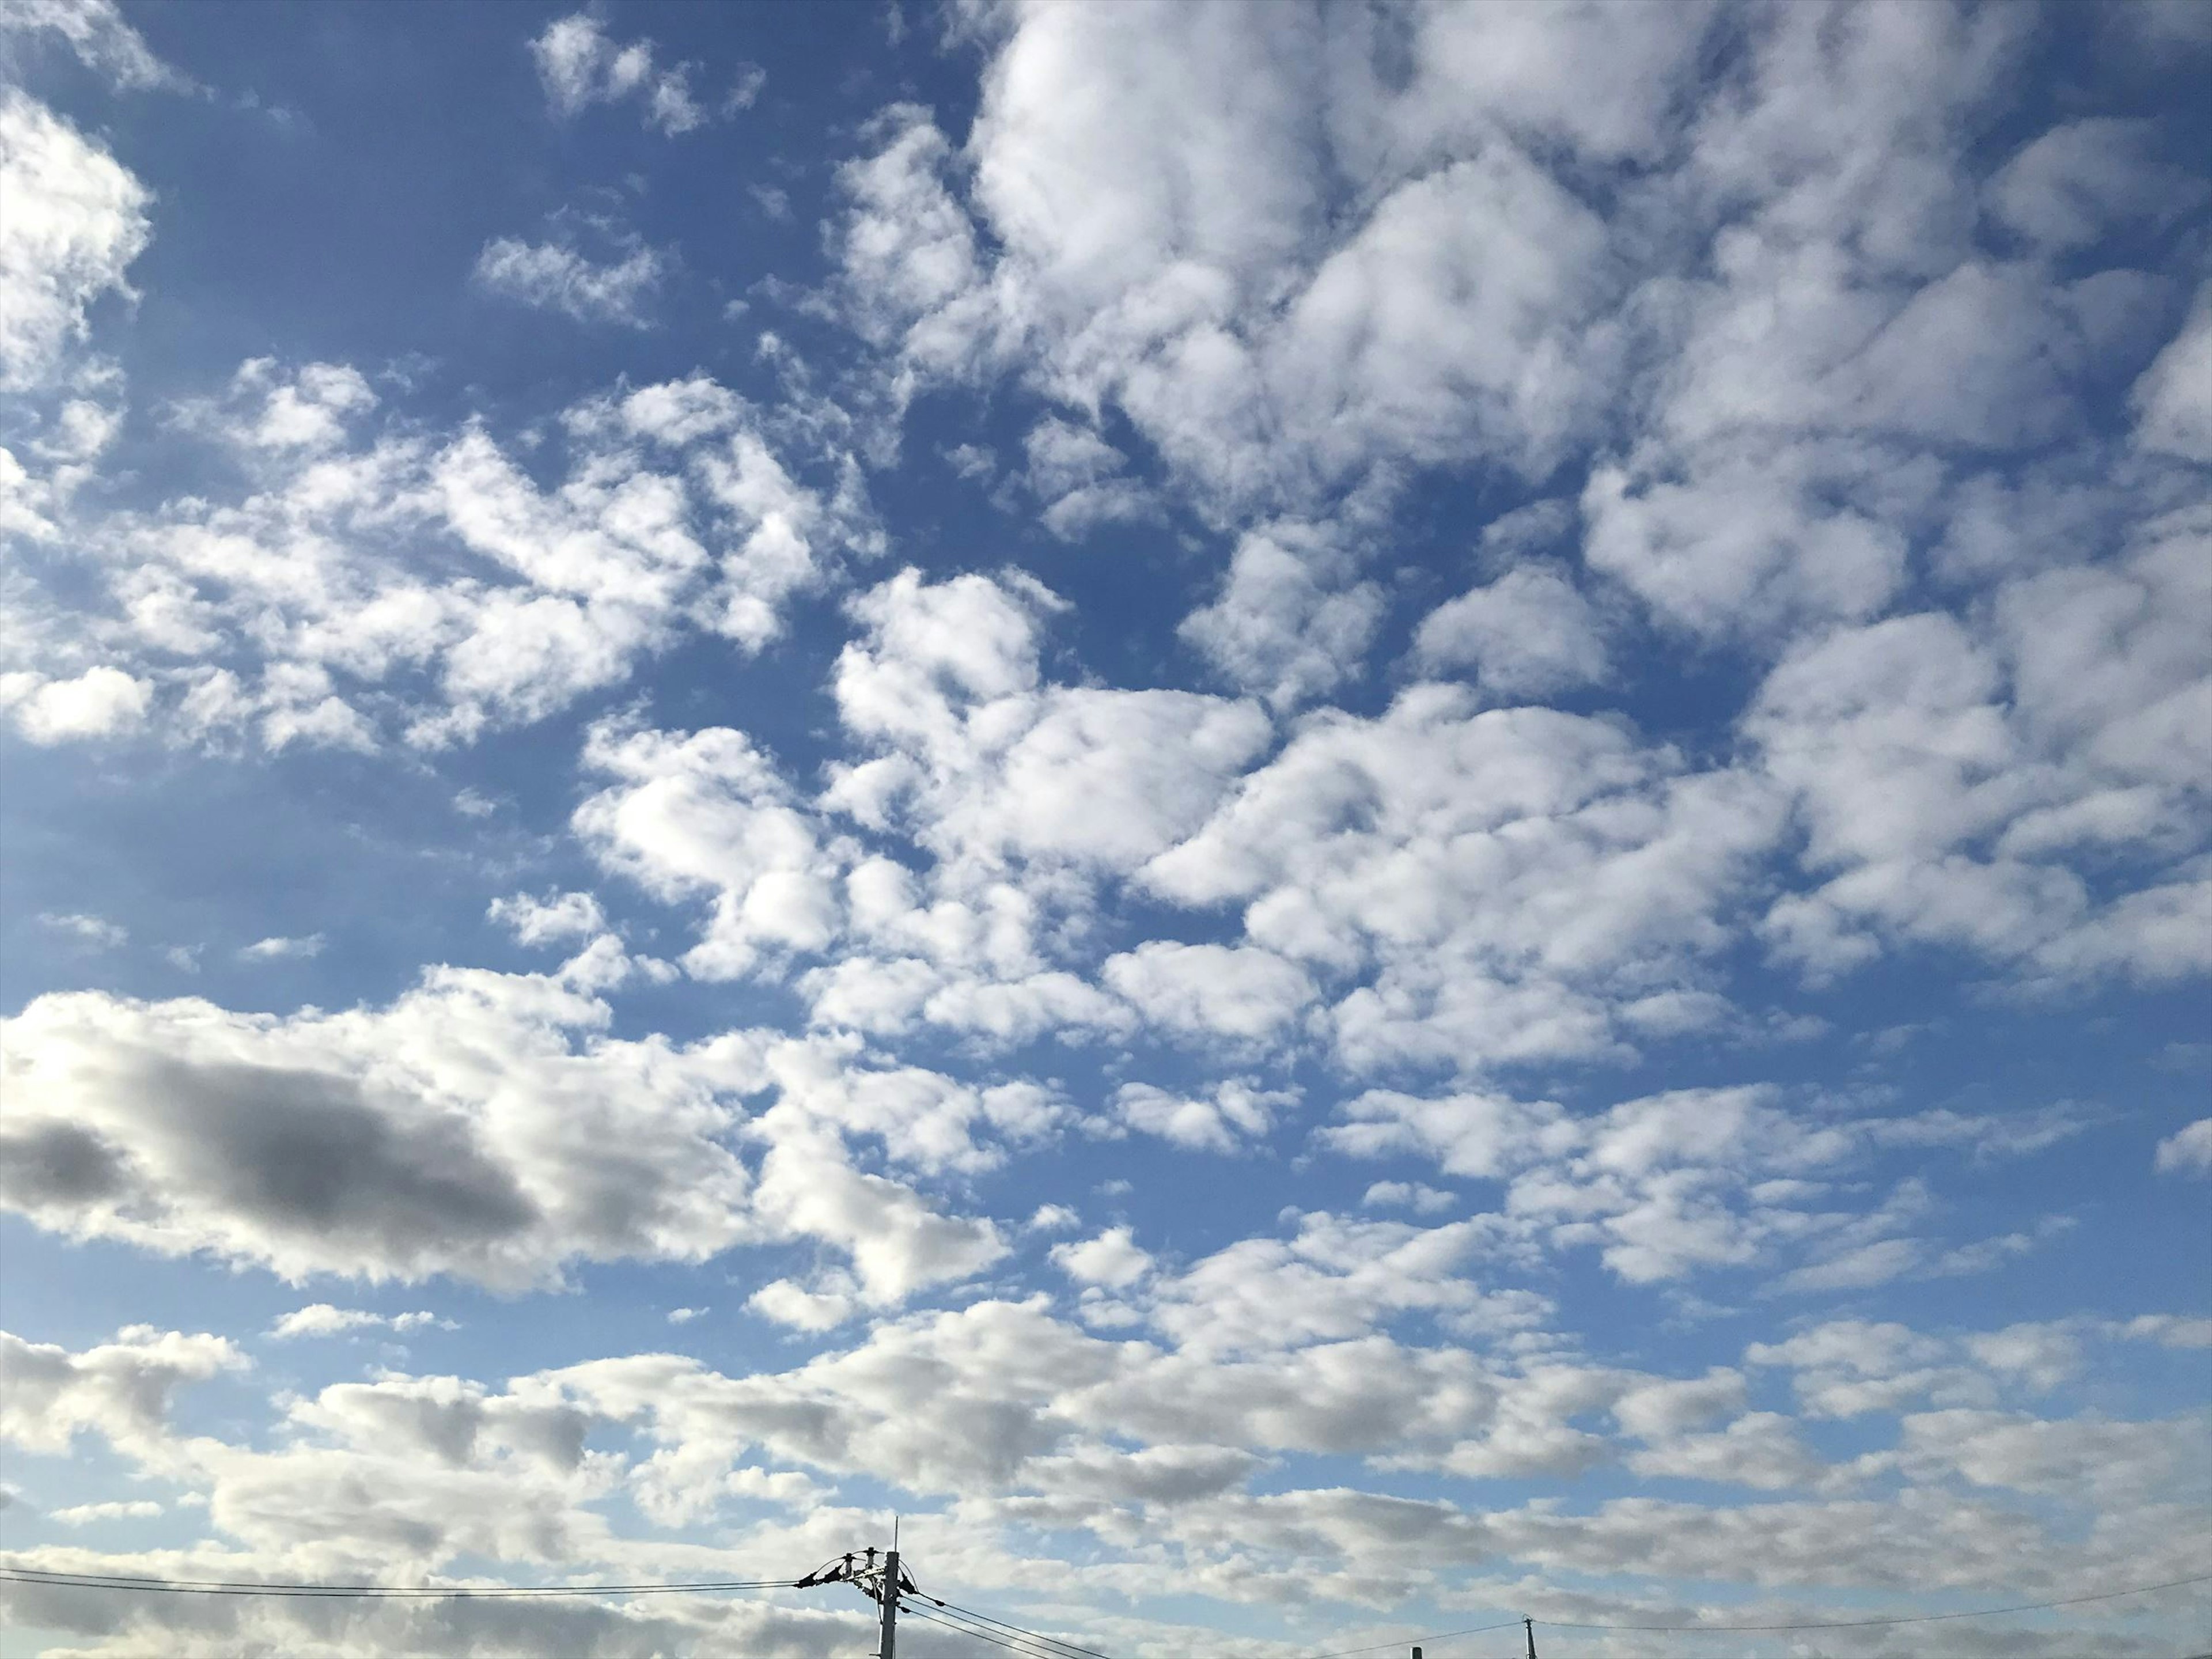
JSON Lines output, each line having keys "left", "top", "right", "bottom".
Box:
{"left": 1141, "top": 684, "right": 1779, "bottom": 1073}
{"left": 0, "top": 0, "right": 191, "bottom": 92}
{"left": 1022, "top": 416, "right": 1152, "bottom": 539}
{"left": 1112, "top": 1079, "right": 1294, "bottom": 1154}
{"left": 1102, "top": 941, "right": 1315, "bottom": 1043}
{"left": 0, "top": 1324, "right": 245, "bottom": 1455}
{"left": 828, "top": 4, "right": 1654, "bottom": 524}
{"left": 1051, "top": 1226, "right": 1153, "bottom": 1290}
{"left": 37, "top": 910, "right": 125, "bottom": 947}
{"left": 577, "top": 721, "right": 842, "bottom": 982}
{"left": 1324, "top": 1085, "right": 2078, "bottom": 1289}
{"left": 1360, "top": 1181, "right": 1455, "bottom": 1215}
{"left": 48, "top": 1497, "right": 162, "bottom": 1524}
{"left": 2132, "top": 282, "right": 2212, "bottom": 463}
{"left": 1988, "top": 118, "right": 2206, "bottom": 252}
{"left": 1748, "top": 518, "right": 2212, "bottom": 987}
{"left": 0, "top": 971, "right": 757, "bottom": 1288}
{"left": 1411, "top": 562, "right": 1611, "bottom": 700}
{"left": 3, "top": 366, "right": 857, "bottom": 754}
{"left": 268, "top": 1305, "right": 451, "bottom": 1340}
{"left": 2119, "top": 1313, "right": 2212, "bottom": 1349}
{"left": 1179, "top": 524, "right": 1383, "bottom": 711}
{"left": 0, "top": 664, "right": 151, "bottom": 742}
{"left": 1138, "top": 1211, "right": 1548, "bottom": 1359}
{"left": 238, "top": 933, "right": 324, "bottom": 960}
{"left": 176, "top": 357, "right": 378, "bottom": 453}
{"left": 0, "top": 90, "right": 151, "bottom": 391}
{"left": 487, "top": 890, "right": 608, "bottom": 948}
{"left": 665, "top": 1306, "right": 706, "bottom": 1325}
{"left": 746, "top": 1275, "right": 858, "bottom": 1332}
{"left": 527, "top": 13, "right": 726, "bottom": 137}
{"left": 2154, "top": 1118, "right": 2212, "bottom": 1176}
{"left": 474, "top": 237, "right": 665, "bottom": 327}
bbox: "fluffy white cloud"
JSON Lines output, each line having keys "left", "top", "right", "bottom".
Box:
{"left": 1324, "top": 1085, "right": 2081, "bottom": 1287}
{"left": 1748, "top": 513, "right": 2212, "bottom": 985}
{"left": 1112, "top": 1079, "right": 1294, "bottom": 1154}
{"left": 5, "top": 1305, "right": 2207, "bottom": 1651}
{"left": 830, "top": 3, "right": 1643, "bottom": 522}
{"left": 577, "top": 721, "right": 844, "bottom": 982}
{"left": 1411, "top": 562, "right": 1612, "bottom": 700}
{"left": 0, "top": 90, "right": 149, "bottom": 391}
{"left": 527, "top": 13, "right": 737, "bottom": 137}
{"left": 1988, "top": 118, "right": 2206, "bottom": 252}
{"left": 0, "top": 970, "right": 752, "bottom": 1287}
{"left": 1178, "top": 524, "right": 1383, "bottom": 711}
{"left": 171, "top": 357, "right": 379, "bottom": 454}
{"left": 37, "top": 910, "right": 125, "bottom": 946}
{"left": 474, "top": 237, "right": 665, "bottom": 327}
{"left": 267, "top": 1304, "right": 450, "bottom": 1340}
{"left": 1142, "top": 684, "right": 1779, "bottom": 1071}
{"left": 2132, "top": 282, "right": 2212, "bottom": 463}
{"left": 0, "top": 663, "right": 150, "bottom": 741}
{"left": 0, "top": 967, "right": 1022, "bottom": 1308}
{"left": 48, "top": 1497, "right": 162, "bottom": 1524}
{"left": 237, "top": 933, "right": 324, "bottom": 961}
{"left": 0, "top": 0, "right": 190, "bottom": 92}
{"left": 1051, "top": 1226, "right": 1154, "bottom": 1290}
{"left": 487, "top": 889, "right": 608, "bottom": 948}
{"left": 0, "top": 1324, "right": 244, "bottom": 1455}
{"left": 2155, "top": 1118, "right": 2212, "bottom": 1176}
{"left": 2, "top": 368, "right": 862, "bottom": 752}
{"left": 1101, "top": 941, "right": 1315, "bottom": 1043}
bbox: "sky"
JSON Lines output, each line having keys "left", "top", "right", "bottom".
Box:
{"left": 0, "top": 1, "right": 2209, "bottom": 1656}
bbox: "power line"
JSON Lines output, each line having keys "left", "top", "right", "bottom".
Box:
{"left": 1539, "top": 1569, "right": 2212, "bottom": 1633}
{"left": 0, "top": 1566, "right": 795, "bottom": 1599}
{"left": 931, "top": 1595, "right": 1120, "bottom": 1659}
{"left": 918, "top": 1603, "right": 1093, "bottom": 1658}
{"left": 1287, "top": 1620, "right": 1525, "bottom": 1658}
{"left": 7, "top": 1556, "right": 2207, "bottom": 1650}
{"left": 904, "top": 1601, "right": 1085, "bottom": 1659}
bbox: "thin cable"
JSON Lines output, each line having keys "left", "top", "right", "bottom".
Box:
{"left": 906, "top": 1601, "right": 1075, "bottom": 1658}
{"left": 925, "top": 1600, "right": 1120, "bottom": 1659}
{"left": 916, "top": 1604, "right": 1081, "bottom": 1654}
{"left": 0, "top": 1566, "right": 795, "bottom": 1599}
{"left": 1285, "top": 1619, "right": 1524, "bottom": 1658}
{"left": 932, "top": 1596, "right": 1121, "bottom": 1659}
{"left": 1540, "top": 1568, "right": 2212, "bottom": 1633}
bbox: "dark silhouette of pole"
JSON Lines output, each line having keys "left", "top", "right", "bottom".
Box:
{"left": 877, "top": 1548, "right": 899, "bottom": 1659}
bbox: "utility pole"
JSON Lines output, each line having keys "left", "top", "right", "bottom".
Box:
{"left": 1524, "top": 1616, "right": 1537, "bottom": 1657}
{"left": 793, "top": 1544, "right": 909, "bottom": 1657}
{"left": 878, "top": 1548, "right": 899, "bottom": 1659}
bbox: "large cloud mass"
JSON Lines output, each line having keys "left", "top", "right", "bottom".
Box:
{"left": 3, "top": 2, "right": 2209, "bottom": 1656}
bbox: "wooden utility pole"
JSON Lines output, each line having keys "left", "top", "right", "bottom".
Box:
{"left": 1524, "top": 1616, "right": 1537, "bottom": 1657}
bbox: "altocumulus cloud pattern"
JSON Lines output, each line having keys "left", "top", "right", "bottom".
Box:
{"left": 0, "top": 2, "right": 2209, "bottom": 1656}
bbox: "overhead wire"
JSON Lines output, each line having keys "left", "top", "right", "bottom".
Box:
{"left": 1284, "top": 1619, "right": 1525, "bottom": 1658}
{"left": 904, "top": 1600, "right": 1082, "bottom": 1658}
{"left": 930, "top": 1594, "right": 1122, "bottom": 1659}
{"left": 0, "top": 1565, "right": 795, "bottom": 1599}
{"left": 1538, "top": 1568, "right": 2212, "bottom": 1633}
{"left": 5, "top": 1558, "right": 2207, "bottom": 1653}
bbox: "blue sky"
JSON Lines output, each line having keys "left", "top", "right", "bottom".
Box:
{"left": 1, "top": 2, "right": 2209, "bottom": 1656}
